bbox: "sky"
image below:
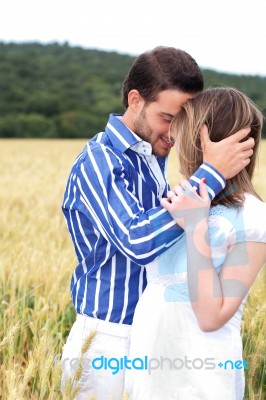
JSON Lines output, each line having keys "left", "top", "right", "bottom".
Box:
{"left": 0, "top": 0, "right": 265, "bottom": 76}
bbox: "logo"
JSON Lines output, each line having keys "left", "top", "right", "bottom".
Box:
{"left": 54, "top": 354, "right": 249, "bottom": 375}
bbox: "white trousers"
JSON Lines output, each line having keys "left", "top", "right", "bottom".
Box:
{"left": 61, "top": 314, "right": 131, "bottom": 400}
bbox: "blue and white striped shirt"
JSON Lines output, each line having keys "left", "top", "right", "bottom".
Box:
{"left": 62, "top": 114, "right": 225, "bottom": 324}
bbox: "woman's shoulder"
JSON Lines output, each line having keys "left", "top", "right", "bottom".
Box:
{"left": 243, "top": 192, "right": 266, "bottom": 209}
{"left": 240, "top": 193, "right": 266, "bottom": 226}
{"left": 241, "top": 193, "right": 266, "bottom": 242}
{"left": 209, "top": 194, "right": 266, "bottom": 245}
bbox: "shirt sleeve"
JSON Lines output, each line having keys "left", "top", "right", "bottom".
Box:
{"left": 188, "top": 162, "right": 226, "bottom": 200}
{"left": 63, "top": 145, "right": 227, "bottom": 265}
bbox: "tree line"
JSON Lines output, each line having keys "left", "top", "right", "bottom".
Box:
{"left": 0, "top": 42, "right": 265, "bottom": 138}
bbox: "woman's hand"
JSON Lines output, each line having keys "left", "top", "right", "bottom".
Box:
{"left": 161, "top": 178, "right": 210, "bottom": 230}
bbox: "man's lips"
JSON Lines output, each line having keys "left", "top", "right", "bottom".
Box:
{"left": 160, "top": 136, "right": 175, "bottom": 148}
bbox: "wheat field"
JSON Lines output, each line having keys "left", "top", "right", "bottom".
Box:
{"left": 0, "top": 139, "right": 265, "bottom": 400}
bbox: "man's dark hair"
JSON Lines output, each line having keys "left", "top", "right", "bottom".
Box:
{"left": 122, "top": 46, "right": 204, "bottom": 108}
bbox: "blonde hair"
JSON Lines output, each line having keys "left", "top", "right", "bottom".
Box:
{"left": 170, "top": 87, "right": 263, "bottom": 206}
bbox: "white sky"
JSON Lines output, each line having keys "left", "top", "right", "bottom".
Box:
{"left": 0, "top": 0, "right": 265, "bottom": 76}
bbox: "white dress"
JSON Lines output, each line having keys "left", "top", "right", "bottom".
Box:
{"left": 125, "top": 194, "right": 266, "bottom": 400}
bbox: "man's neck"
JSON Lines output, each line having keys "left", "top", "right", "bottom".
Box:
{"left": 120, "top": 109, "right": 135, "bottom": 133}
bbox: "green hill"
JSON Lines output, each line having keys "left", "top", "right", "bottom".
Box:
{"left": 0, "top": 42, "right": 265, "bottom": 138}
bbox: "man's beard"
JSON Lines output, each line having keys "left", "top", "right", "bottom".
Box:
{"left": 134, "top": 107, "right": 152, "bottom": 144}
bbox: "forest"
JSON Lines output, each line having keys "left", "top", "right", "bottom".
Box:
{"left": 0, "top": 42, "right": 265, "bottom": 138}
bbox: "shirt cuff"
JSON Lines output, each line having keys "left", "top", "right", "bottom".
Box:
{"left": 189, "top": 162, "right": 226, "bottom": 200}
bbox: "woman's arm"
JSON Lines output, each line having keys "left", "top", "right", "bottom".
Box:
{"left": 161, "top": 179, "right": 266, "bottom": 332}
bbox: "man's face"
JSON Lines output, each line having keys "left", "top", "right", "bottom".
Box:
{"left": 134, "top": 89, "right": 195, "bottom": 157}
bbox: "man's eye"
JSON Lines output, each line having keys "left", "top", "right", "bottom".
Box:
{"left": 162, "top": 116, "right": 173, "bottom": 122}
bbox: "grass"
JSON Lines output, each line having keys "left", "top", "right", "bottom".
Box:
{"left": 0, "top": 139, "right": 265, "bottom": 399}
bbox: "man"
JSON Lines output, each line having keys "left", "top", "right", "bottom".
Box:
{"left": 61, "top": 47, "right": 254, "bottom": 399}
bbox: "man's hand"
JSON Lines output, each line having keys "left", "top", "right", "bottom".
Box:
{"left": 200, "top": 125, "right": 254, "bottom": 179}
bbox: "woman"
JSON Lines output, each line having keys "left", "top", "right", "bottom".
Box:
{"left": 124, "top": 87, "right": 266, "bottom": 400}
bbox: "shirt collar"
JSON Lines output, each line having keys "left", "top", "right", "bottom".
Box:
{"left": 105, "top": 114, "right": 152, "bottom": 155}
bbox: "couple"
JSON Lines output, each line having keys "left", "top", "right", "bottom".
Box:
{"left": 61, "top": 47, "right": 265, "bottom": 399}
